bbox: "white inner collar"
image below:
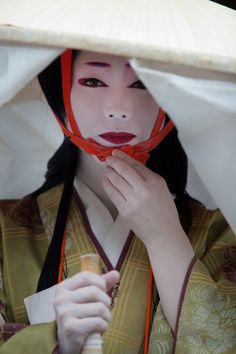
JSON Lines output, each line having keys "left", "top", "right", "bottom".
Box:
{"left": 74, "top": 177, "right": 130, "bottom": 268}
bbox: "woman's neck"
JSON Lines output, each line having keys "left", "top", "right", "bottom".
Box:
{"left": 75, "top": 151, "right": 118, "bottom": 220}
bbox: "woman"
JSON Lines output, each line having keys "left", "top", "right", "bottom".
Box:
{"left": 0, "top": 50, "right": 235, "bottom": 354}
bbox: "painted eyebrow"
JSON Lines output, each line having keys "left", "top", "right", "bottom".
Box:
{"left": 85, "top": 62, "right": 110, "bottom": 67}
{"left": 85, "top": 62, "right": 131, "bottom": 68}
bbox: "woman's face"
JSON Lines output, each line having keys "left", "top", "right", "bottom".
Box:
{"left": 70, "top": 51, "right": 159, "bottom": 147}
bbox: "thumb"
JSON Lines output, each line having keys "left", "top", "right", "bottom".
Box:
{"left": 102, "top": 270, "right": 120, "bottom": 291}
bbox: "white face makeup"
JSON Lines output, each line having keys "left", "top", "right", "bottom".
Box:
{"left": 70, "top": 51, "right": 159, "bottom": 147}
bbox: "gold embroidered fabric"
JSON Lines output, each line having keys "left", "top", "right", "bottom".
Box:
{"left": 0, "top": 185, "right": 235, "bottom": 353}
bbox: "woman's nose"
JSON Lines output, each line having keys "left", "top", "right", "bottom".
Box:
{"left": 107, "top": 111, "right": 128, "bottom": 120}
{"left": 104, "top": 99, "right": 131, "bottom": 120}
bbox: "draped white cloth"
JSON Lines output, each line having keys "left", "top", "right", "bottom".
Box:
{"left": 0, "top": 44, "right": 236, "bottom": 233}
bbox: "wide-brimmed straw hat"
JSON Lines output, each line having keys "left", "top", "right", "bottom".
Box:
{"left": 0, "top": 0, "right": 236, "bottom": 234}
{"left": 0, "top": 0, "right": 236, "bottom": 74}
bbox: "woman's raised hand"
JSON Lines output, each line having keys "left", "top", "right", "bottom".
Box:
{"left": 54, "top": 270, "right": 119, "bottom": 354}
{"left": 103, "top": 150, "right": 183, "bottom": 248}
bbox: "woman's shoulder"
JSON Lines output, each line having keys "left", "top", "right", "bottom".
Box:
{"left": 0, "top": 184, "right": 63, "bottom": 233}
{"left": 178, "top": 195, "right": 234, "bottom": 240}
{"left": 0, "top": 196, "right": 41, "bottom": 233}
{"left": 187, "top": 199, "right": 235, "bottom": 254}
{"left": 188, "top": 198, "right": 229, "bottom": 229}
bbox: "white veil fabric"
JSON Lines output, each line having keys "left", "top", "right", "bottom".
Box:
{"left": 130, "top": 59, "right": 236, "bottom": 233}
{"left": 0, "top": 0, "right": 236, "bottom": 233}
{"left": 0, "top": 44, "right": 64, "bottom": 199}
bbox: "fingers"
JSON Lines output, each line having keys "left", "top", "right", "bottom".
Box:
{"left": 57, "top": 285, "right": 112, "bottom": 308}
{"left": 105, "top": 166, "right": 132, "bottom": 197}
{"left": 55, "top": 270, "right": 118, "bottom": 353}
{"left": 77, "top": 317, "right": 109, "bottom": 334}
{"left": 102, "top": 270, "right": 120, "bottom": 291}
{"left": 106, "top": 155, "right": 145, "bottom": 190}
{"left": 57, "top": 316, "right": 109, "bottom": 353}
{"left": 103, "top": 178, "right": 126, "bottom": 211}
{"left": 61, "top": 271, "right": 107, "bottom": 292}
{"left": 56, "top": 270, "right": 120, "bottom": 305}
{"left": 56, "top": 302, "right": 112, "bottom": 323}
{"left": 112, "top": 149, "right": 149, "bottom": 179}
{"left": 104, "top": 151, "right": 149, "bottom": 210}
{"left": 61, "top": 317, "right": 109, "bottom": 338}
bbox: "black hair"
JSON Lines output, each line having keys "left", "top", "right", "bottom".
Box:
{"left": 35, "top": 51, "right": 192, "bottom": 291}
{"left": 34, "top": 54, "right": 79, "bottom": 291}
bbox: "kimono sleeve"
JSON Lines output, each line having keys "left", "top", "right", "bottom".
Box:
{"left": 173, "top": 210, "right": 236, "bottom": 354}
{"left": 0, "top": 321, "right": 58, "bottom": 354}
{"left": 0, "top": 206, "right": 58, "bottom": 354}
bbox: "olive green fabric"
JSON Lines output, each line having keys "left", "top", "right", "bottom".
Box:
{"left": 149, "top": 205, "right": 236, "bottom": 353}
{"left": 0, "top": 184, "right": 235, "bottom": 353}
{"left": 0, "top": 322, "right": 57, "bottom": 354}
{"left": 0, "top": 185, "right": 150, "bottom": 353}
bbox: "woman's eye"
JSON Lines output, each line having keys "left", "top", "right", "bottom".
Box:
{"left": 78, "top": 78, "right": 107, "bottom": 87}
{"left": 128, "top": 80, "right": 146, "bottom": 89}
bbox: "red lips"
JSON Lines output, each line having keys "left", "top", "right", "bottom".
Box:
{"left": 99, "top": 132, "right": 136, "bottom": 144}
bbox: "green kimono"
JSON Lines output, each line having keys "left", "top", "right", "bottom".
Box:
{"left": 0, "top": 184, "right": 235, "bottom": 353}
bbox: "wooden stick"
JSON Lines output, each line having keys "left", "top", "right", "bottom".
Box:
{"left": 80, "top": 254, "right": 103, "bottom": 354}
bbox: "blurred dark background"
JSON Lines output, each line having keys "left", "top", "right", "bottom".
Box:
{"left": 211, "top": 0, "right": 236, "bottom": 10}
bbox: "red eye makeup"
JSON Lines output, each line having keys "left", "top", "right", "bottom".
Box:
{"left": 78, "top": 78, "right": 108, "bottom": 87}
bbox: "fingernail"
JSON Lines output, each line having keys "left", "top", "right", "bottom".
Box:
{"left": 112, "top": 150, "right": 120, "bottom": 156}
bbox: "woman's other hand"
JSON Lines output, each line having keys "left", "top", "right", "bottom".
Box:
{"left": 103, "top": 149, "right": 182, "bottom": 248}
{"left": 54, "top": 270, "right": 119, "bottom": 354}
{"left": 103, "top": 150, "right": 195, "bottom": 331}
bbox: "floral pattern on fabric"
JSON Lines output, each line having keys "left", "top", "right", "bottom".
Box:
{"left": 40, "top": 209, "right": 73, "bottom": 251}
{"left": 178, "top": 282, "right": 236, "bottom": 354}
{"left": 223, "top": 246, "right": 236, "bottom": 284}
{"left": 0, "top": 198, "right": 43, "bottom": 234}
{"left": 148, "top": 306, "right": 173, "bottom": 354}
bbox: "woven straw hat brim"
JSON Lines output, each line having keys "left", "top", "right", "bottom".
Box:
{"left": 0, "top": 0, "right": 236, "bottom": 74}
